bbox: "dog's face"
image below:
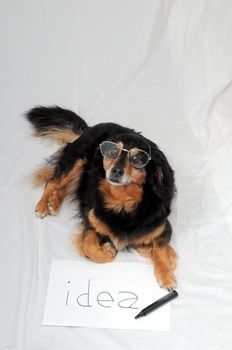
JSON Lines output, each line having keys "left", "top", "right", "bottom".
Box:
{"left": 100, "top": 134, "right": 151, "bottom": 186}
{"left": 98, "top": 132, "right": 175, "bottom": 203}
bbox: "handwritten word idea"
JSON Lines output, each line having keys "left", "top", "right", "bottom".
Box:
{"left": 43, "top": 260, "right": 170, "bottom": 331}
{"left": 66, "top": 279, "right": 139, "bottom": 309}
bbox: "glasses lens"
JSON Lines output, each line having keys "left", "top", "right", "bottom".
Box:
{"left": 129, "top": 149, "right": 149, "bottom": 168}
{"left": 100, "top": 141, "right": 120, "bottom": 160}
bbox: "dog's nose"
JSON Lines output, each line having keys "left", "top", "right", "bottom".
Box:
{"left": 111, "top": 167, "right": 124, "bottom": 178}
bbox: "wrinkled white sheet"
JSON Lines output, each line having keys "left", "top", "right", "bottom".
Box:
{"left": 0, "top": 1, "right": 232, "bottom": 349}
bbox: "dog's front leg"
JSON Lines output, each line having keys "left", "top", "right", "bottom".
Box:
{"left": 82, "top": 230, "right": 117, "bottom": 263}
{"left": 151, "top": 243, "right": 177, "bottom": 290}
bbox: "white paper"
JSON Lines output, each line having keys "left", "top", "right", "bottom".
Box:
{"left": 43, "top": 260, "right": 171, "bottom": 331}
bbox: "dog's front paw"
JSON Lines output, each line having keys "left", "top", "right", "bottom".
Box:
{"left": 100, "top": 242, "right": 117, "bottom": 262}
{"left": 155, "top": 269, "right": 176, "bottom": 291}
{"left": 83, "top": 241, "right": 117, "bottom": 263}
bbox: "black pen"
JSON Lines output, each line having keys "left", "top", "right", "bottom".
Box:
{"left": 135, "top": 290, "right": 178, "bottom": 319}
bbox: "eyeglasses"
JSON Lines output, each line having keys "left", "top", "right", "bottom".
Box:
{"left": 99, "top": 141, "right": 151, "bottom": 169}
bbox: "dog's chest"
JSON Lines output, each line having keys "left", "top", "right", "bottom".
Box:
{"left": 99, "top": 179, "right": 143, "bottom": 214}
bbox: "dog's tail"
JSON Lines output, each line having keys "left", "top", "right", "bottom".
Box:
{"left": 25, "top": 106, "right": 88, "bottom": 144}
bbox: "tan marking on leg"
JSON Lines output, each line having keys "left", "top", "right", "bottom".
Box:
{"left": 88, "top": 209, "right": 122, "bottom": 248}
{"left": 48, "top": 188, "right": 67, "bottom": 215}
{"left": 35, "top": 182, "right": 57, "bottom": 217}
{"left": 88, "top": 209, "right": 111, "bottom": 236}
{"left": 166, "top": 245, "right": 178, "bottom": 270}
{"left": 133, "top": 224, "right": 166, "bottom": 261}
{"left": 152, "top": 243, "right": 177, "bottom": 290}
{"left": 57, "top": 159, "right": 85, "bottom": 187}
{"left": 82, "top": 230, "right": 117, "bottom": 263}
{"left": 35, "top": 159, "right": 85, "bottom": 217}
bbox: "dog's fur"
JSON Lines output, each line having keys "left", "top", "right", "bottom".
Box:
{"left": 26, "top": 106, "right": 177, "bottom": 289}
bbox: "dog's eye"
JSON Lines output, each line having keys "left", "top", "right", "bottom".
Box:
{"left": 130, "top": 155, "right": 143, "bottom": 166}
{"left": 131, "top": 155, "right": 140, "bottom": 163}
{"left": 107, "top": 148, "right": 119, "bottom": 158}
{"left": 100, "top": 141, "right": 120, "bottom": 160}
{"left": 129, "top": 149, "right": 150, "bottom": 168}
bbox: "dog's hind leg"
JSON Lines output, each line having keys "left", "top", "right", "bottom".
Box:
{"left": 47, "top": 187, "right": 68, "bottom": 216}
{"left": 35, "top": 159, "right": 85, "bottom": 218}
{"left": 32, "top": 164, "right": 54, "bottom": 187}
{"left": 35, "top": 182, "right": 66, "bottom": 218}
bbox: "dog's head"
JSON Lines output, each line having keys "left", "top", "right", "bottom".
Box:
{"left": 99, "top": 134, "right": 150, "bottom": 187}
{"left": 98, "top": 133, "right": 175, "bottom": 202}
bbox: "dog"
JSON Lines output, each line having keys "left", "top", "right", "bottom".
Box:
{"left": 25, "top": 106, "right": 177, "bottom": 289}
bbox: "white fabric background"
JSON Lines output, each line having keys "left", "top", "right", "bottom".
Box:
{"left": 1, "top": 1, "right": 232, "bottom": 349}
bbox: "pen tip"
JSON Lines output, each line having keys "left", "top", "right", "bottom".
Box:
{"left": 135, "top": 312, "right": 142, "bottom": 319}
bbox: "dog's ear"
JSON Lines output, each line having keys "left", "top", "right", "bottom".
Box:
{"left": 146, "top": 148, "right": 175, "bottom": 202}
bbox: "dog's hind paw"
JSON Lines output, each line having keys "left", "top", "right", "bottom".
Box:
{"left": 47, "top": 191, "right": 63, "bottom": 216}
{"left": 35, "top": 200, "right": 50, "bottom": 218}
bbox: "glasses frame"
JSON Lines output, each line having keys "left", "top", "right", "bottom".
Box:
{"left": 99, "top": 141, "right": 151, "bottom": 169}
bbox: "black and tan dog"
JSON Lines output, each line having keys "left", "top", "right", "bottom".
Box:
{"left": 26, "top": 106, "right": 177, "bottom": 289}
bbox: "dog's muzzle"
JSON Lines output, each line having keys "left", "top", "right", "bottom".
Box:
{"left": 109, "top": 166, "right": 124, "bottom": 184}
{"left": 107, "top": 167, "right": 130, "bottom": 185}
